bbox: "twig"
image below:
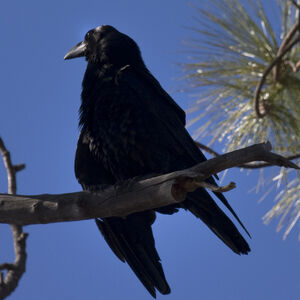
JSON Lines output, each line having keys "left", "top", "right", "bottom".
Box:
{"left": 291, "top": 0, "right": 300, "bottom": 11}
{"left": 0, "top": 137, "right": 27, "bottom": 300}
{"left": 195, "top": 140, "right": 300, "bottom": 169}
{"left": 194, "top": 141, "right": 220, "bottom": 157}
{"left": 239, "top": 153, "right": 300, "bottom": 169}
{"left": 254, "top": 37, "right": 300, "bottom": 118}
{"left": 0, "top": 142, "right": 297, "bottom": 225}
{"left": 195, "top": 181, "right": 236, "bottom": 193}
{"left": 285, "top": 60, "right": 300, "bottom": 72}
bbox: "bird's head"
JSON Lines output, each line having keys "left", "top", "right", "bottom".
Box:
{"left": 64, "top": 25, "right": 145, "bottom": 68}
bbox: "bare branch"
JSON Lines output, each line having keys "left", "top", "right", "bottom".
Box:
{"left": 0, "top": 137, "right": 27, "bottom": 300}
{"left": 195, "top": 181, "right": 236, "bottom": 193}
{"left": 0, "top": 138, "right": 18, "bottom": 194}
{"left": 239, "top": 152, "right": 300, "bottom": 169}
{"left": 194, "top": 141, "right": 219, "bottom": 157}
{"left": 0, "top": 142, "right": 297, "bottom": 226}
{"left": 195, "top": 140, "right": 300, "bottom": 169}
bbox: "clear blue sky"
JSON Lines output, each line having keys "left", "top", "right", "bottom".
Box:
{"left": 0, "top": 1, "right": 300, "bottom": 300}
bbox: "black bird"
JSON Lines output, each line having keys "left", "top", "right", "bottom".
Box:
{"left": 64, "top": 25, "right": 250, "bottom": 298}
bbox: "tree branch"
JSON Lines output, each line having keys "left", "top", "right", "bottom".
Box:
{"left": 291, "top": 0, "right": 300, "bottom": 11}
{"left": 195, "top": 141, "right": 300, "bottom": 169}
{"left": 254, "top": 37, "right": 300, "bottom": 118}
{"left": 0, "top": 142, "right": 298, "bottom": 226}
{"left": 273, "top": 20, "right": 300, "bottom": 81}
{"left": 0, "top": 138, "right": 27, "bottom": 300}
{"left": 194, "top": 141, "right": 220, "bottom": 157}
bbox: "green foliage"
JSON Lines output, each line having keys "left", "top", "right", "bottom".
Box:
{"left": 184, "top": 0, "right": 300, "bottom": 238}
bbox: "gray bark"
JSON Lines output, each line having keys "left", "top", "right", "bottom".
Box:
{"left": 0, "top": 142, "right": 298, "bottom": 226}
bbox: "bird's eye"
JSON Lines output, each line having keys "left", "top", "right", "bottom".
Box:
{"left": 85, "top": 31, "right": 92, "bottom": 40}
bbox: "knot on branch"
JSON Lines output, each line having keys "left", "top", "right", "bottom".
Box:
{"left": 0, "top": 264, "right": 15, "bottom": 272}
{"left": 257, "top": 97, "right": 271, "bottom": 118}
{"left": 13, "top": 164, "right": 26, "bottom": 173}
{"left": 16, "top": 232, "right": 28, "bottom": 244}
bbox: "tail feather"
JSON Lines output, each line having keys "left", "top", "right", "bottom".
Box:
{"left": 207, "top": 177, "right": 251, "bottom": 238}
{"left": 184, "top": 189, "right": 250, "bottom": 255}
{"left": 95, "top": 218, "right": 125, "bottom": 262}
{"left": 95, "top": 211, "right": 170, "bottom": 298}
{"left": 213, "top": 190, "right": 251, "bottom": 238}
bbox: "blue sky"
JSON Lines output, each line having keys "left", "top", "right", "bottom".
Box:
{"left": 0, "top": 1, "right": 300, "bottom": 300}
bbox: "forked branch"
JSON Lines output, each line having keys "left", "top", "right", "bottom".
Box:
{"left": 0, "top": 138, "right": 27, "bottom": 300}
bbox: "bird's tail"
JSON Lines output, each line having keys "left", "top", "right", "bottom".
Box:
{"left": 95, "top": 211, "right": 170, "bottom": 298}
{"left": 184, "top": 189, "right": 250, "bottom": 255}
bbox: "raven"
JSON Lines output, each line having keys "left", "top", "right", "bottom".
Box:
{"left": 64, "top": 25, "right": 250, "bottom": 298}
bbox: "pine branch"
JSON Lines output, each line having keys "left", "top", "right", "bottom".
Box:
{"left": 254, "top": 37, "right": 300, "bottom": 118}
{"left": 273, "top": 20, "right": 300, "bottom": 81}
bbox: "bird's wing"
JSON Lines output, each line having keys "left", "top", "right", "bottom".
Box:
{"left": 75, "top": 129, "right": 115, "bottom": 188}
{"left": 75, "top": 129, "right": 170, "bottom": 297}
{"left": 95, "top": 212, "right": 170, "bottom": 298}
{"left": 115, "top": 65, "right": 250, "bottom": 254}
{"left": 116, "top": 65, "right": 186, "bottom": 125}
{"left": 116, "top": 66, "right": 249, "bottom": 233}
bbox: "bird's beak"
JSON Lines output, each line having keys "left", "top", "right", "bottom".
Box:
{"left": 64, "top": 41, "right": 87, "bottom": 60}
